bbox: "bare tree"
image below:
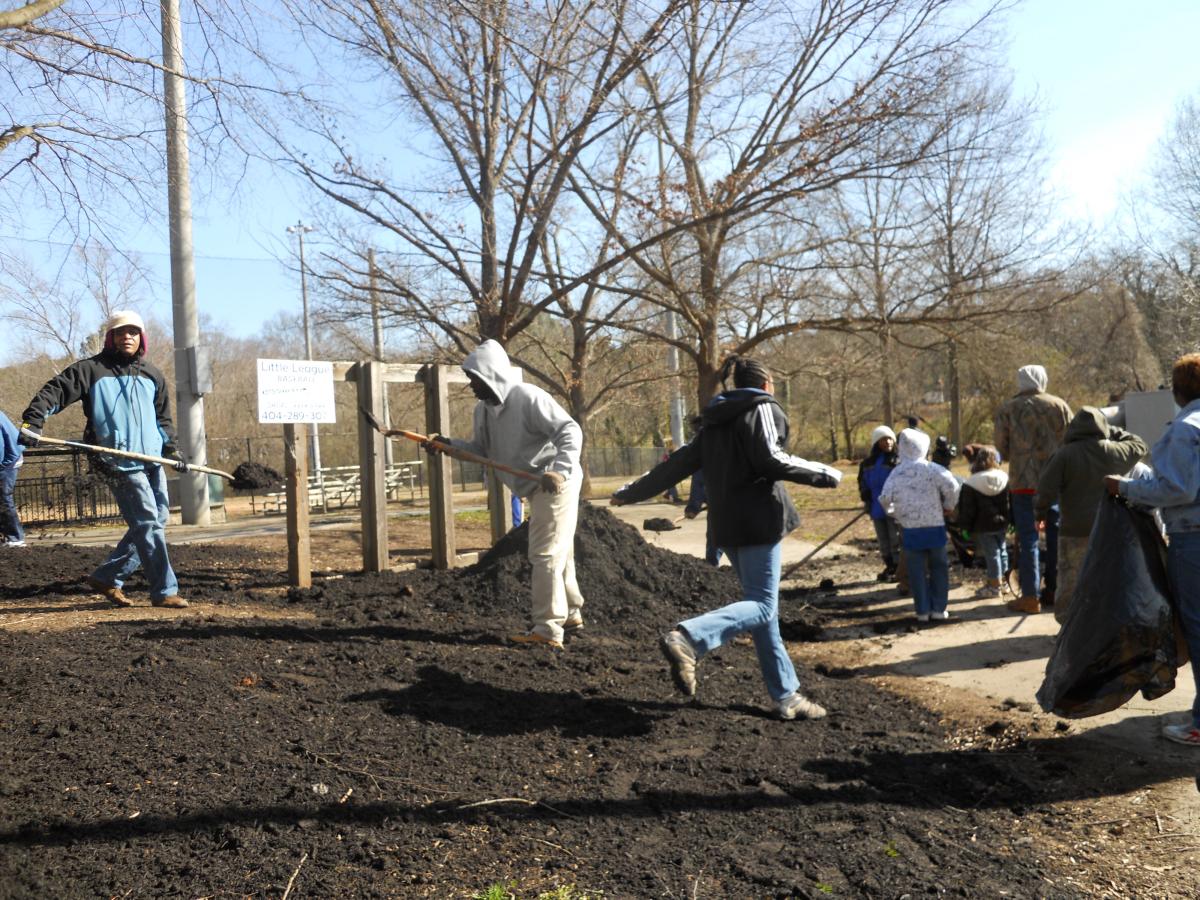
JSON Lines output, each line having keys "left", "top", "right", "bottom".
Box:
{"left": 0, "top": 244, "right": 151, "bottom": 362}
{"left": 910, "top": 76, "right": 1082, "bottom": 446}
{"left": 2, "top": 0, "right": 267, "bottom": 247}
{"left": 268, "top": 0, "right": 688, "bottom": 356}
{"left": 567, "top": 0, "right": 1011, "bottom": 412}
{"left": 1128, "top": 93, "right": 1200, "bottom": 367}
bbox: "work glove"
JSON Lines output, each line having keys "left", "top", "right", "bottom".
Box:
{"left": 17, "top": 425, "right": 41, "bottom": 447}
{"left": 811, "top": 472, "right": 839, "bottom": 489}
{"left": 423, "top": 434, "right": 451, "bottom": 455}
{"left": 162, "top": 444, "right": 189, "bottom": 473}
{"left": 539, "top": 471, "right": 564, "bottom": 494}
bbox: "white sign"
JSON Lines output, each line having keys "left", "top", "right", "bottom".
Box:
{"left": 256, "top": 359, "right": 337, "bottom": 424}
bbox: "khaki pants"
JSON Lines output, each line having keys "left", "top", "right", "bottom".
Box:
{"left": 527, "top": 470, "right": 585, "bottom": 641}
{"left": 1054, "top": 535, "right": 1090, "bottom": 626}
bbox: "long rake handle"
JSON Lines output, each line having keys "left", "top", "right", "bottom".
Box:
{"left": 781, "top": 510, "right": 868, "bottom": 581}
{"left": 22, "top": 430, "right": 236, "bottom": 481}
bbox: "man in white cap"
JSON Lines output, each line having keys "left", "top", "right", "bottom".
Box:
{"left": 993, "top": 364, "right": 1071, "bottom": 614}
{"left": 428, "top": 340, "right": 584, "bottom": 649}
{"left": 19, "top": 310, "right": 190, "bottom": 609}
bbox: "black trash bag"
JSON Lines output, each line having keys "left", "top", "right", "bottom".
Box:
{"left": 1037, "top": 496, "right": 1184, "bottom": 719}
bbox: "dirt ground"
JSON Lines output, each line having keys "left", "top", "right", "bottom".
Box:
{"left": 0, "top": 502, "right": 1198, "bottom": 898}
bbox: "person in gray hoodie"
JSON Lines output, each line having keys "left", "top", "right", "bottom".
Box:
{"left": 1037, "top": 407, "right": 1147, "bottom": 625}
{"left": 431, "top": 340, "right": 585, "bottom": 649}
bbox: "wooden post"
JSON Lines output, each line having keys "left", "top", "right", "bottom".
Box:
{"left": 357, "top": 360, "right": 388, "bottom": 573}
{"left": 284, "top": 422, "right": 311, "bottom": 588}
{"left": 487, "top": 471, "right": 511, "bottom": 544}
{"left": 423, "top": 363, "right": 457, "bottom": 569}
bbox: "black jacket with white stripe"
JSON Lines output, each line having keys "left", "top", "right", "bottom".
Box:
{"left": 614, "top": 389, "right": 837, "bottom": 548}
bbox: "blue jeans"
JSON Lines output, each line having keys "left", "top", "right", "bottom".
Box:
{"left": 1167, "top": 531, "right": 1200, "bottom": 729}
{"left": 0, "top": 465, "right": 22, "bottom": 543}
{"left": 905, "top": 543, "right": 949, "bottom": 616}
{"left": 1011, "top": 493, "right": 1059, "bottom": 598}
{"left": 706, "top": 531, "right": 723, "bottom": 567}
{"left": 872, "top": 516, "right": 900, "bottom": 568}
{"left": 677, "top": 542, "right": 798, "bottom": 702}
{"left": 92, "top": 465, "right": 178, "bottom": 601}
{"left": 974, "top": 530, "right": 1008, "bottom": 582}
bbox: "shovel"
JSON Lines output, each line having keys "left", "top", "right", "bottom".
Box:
{"left": 780, "top": 509, "right": 867, "bottom": 581}
{"left": 359, "top": 408, "right": 540, "bottom": 485}
{"left": 643, "top": 514, "right": 687, "bottom": 532}
{"left": 21, "top": 430, "right": 236, "bottom": 481}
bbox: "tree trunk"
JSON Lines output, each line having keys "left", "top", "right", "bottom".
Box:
{"left": 839, "top": 377, "right": 853, "bottom": 460}
{"left": 826, "top": 380, "right": 838, "bottom": 460}
{"left": 948, "top": 337, "right": 962, "bottom": 448}
{"left": 879, "top": 326, "right": 895, "bottom": 428}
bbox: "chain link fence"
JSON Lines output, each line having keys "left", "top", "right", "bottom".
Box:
{"left": 13, "top": 448, "right": 123, "bottom": 527}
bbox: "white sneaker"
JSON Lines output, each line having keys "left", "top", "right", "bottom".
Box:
{"left": 915, "top": 613, "right": 931, "bottom": 623}
{"left": 778, "top": 692, "right": 826, "bottom": 720}
{"left": 3, "top": 540, "right": 26, "bottom": 548}
{"left": 1163, "top": 722, "right": 1200, "bottom": 747}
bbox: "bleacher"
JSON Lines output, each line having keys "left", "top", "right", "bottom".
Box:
{"left": 262, "top": 461, "right": 423, "bottom": 514}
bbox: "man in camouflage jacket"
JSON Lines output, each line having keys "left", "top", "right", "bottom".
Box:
{"left": 994, "top": 364, "right": 1072, "bottom": 614}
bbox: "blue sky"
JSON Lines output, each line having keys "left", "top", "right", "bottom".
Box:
{"left": 4, "top": 1, "right": 1199, "bottom": 364}
{"left": 1005, "top": 0, "right": 1200, "bottom": 224}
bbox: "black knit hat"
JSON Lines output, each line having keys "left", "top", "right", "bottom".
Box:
{"left": 718, "top": 354, "right": 771, "bottom": 390}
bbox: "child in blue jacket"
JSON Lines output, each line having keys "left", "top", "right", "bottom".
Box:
{"left": 858, "top": 425, "right": 899, "bottom": 580}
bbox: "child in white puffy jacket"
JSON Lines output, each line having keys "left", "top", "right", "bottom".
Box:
{"left": 879, "top": 429, "right": 961, "bottom": 622}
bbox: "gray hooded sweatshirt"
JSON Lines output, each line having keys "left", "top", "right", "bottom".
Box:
{"left": 452, "top": 340, "right": 583, "bottom": 497}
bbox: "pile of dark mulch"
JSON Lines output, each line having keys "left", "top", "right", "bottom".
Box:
{"left": 229, "top": 461, "right": 284, "bottom": 491}
{"left": 291, "top": 502, "right": 784, "bottom": 640}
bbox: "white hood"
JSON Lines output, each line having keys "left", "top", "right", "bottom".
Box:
{"left": 964, "top": 468, "right": 1009, "bottom": 496}
{"left": 462, "top": 340, "right": 522, "bottom": 404}
{"left": 897, "top": 428, "right": 929, "bottom": 462}
{"left": 453, "top": 340, "right": 582, "bottom": 496}
{"left": 1017, "top": 364, "right": 1048, "bottom": 393}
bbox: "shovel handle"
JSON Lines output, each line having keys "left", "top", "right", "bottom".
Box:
{"left": 383, "top": 428, "right": 541, "bottom": 484}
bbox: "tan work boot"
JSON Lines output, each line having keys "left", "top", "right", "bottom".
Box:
{"left": 509, "top": 631, "right": 563, "bottom": 650}
{"left": 85, "top": 576, "right": 133, "bottom": 608}
{"left": 152, "top": 595, "right": 189, "bottom": 609}
{"left": 1006, "top": 595, "right": 1040, "bottom": 614}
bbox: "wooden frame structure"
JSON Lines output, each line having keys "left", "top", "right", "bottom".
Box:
{"left": 284, "top": 360, "right": 512, "bottom": 586}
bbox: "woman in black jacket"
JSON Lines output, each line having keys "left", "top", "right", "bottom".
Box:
{"left": 611, "top": 355, "right": 839, "bottom": 720}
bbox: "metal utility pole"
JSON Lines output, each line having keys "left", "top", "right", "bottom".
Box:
{"left": 161, "top": 0, "right": 210, "bottom": 525}
{"left": 368, "top": 249, "right": 393, "bottom": 467}
{"left": 665, "top": 310, "right": 686, "bottom": 447}
{"left": 287, "top": 222, "right": 323, "bottom": 491}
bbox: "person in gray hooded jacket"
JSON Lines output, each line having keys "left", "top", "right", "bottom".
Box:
{"left": 431, "top": 340, "right": 584, "bottom": 649}
{"left": 1037, "top": 407, "right": 1147, "bottom": 624}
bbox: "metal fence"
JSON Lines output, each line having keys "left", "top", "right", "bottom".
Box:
{"left": 13, "top": 448, "right": 123, "bottom": 527}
